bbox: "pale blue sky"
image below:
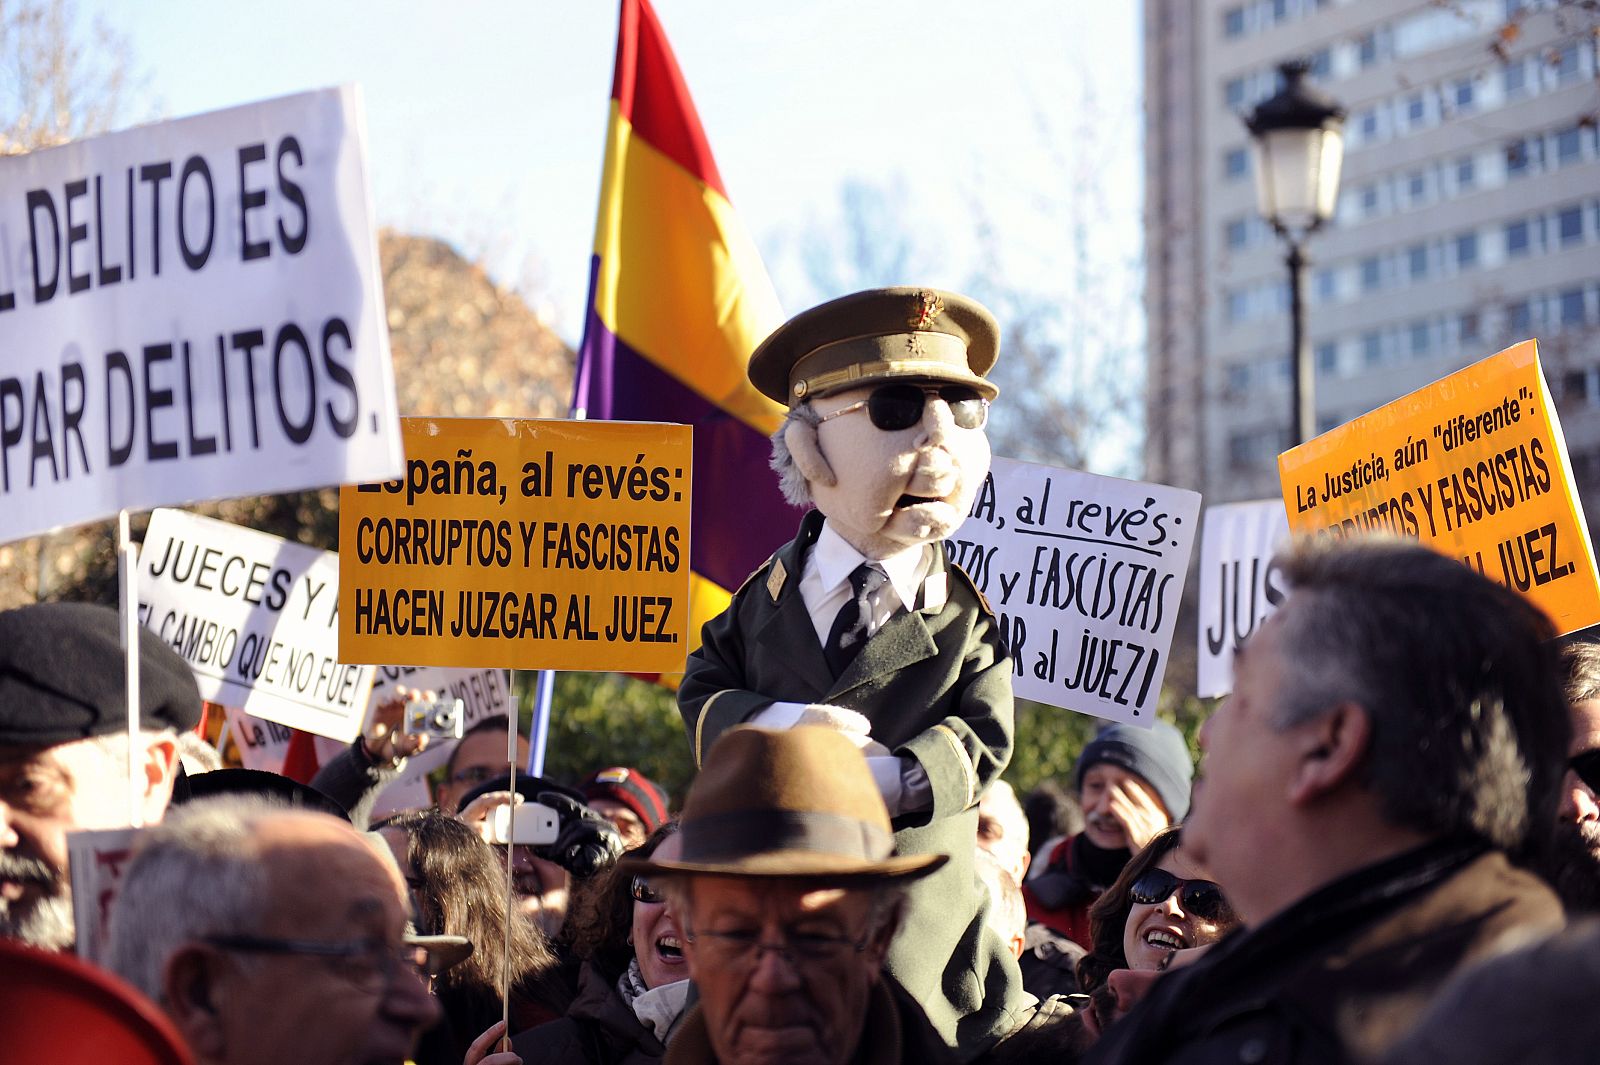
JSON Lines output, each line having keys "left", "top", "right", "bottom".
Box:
{"left": 85, "top": 1, "right": 1145, "bottom": 467}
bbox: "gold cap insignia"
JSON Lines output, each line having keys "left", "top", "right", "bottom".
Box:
{"left": 909, "top": 290, "right": 944, "bottom": 331}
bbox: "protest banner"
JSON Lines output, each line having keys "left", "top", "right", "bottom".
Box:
{"left": 138, "top": 507, "right": 375, "bottom": 741}
{"left": 0, "top": 86, "right": 402, "bottom": 544}
{"left": 1278, "top": 341, "right": 1600, "bottom": 635}
{"left": 1196, "top": 500, "right": 1291, "bottom": 699}
{"left": 369, "top": 663, "right": 513, "bottom": 733}
{"left": 945, "top": 456, "right": 1201, "bottom": 727}
{"left": 225, "top": 707, "right": 294, "bottom": 772}
{"left": 67, "top": 826, "right": 140, "bottom": 964}
{"left": 339, "top": 418, "right": 693, "bottom": 673}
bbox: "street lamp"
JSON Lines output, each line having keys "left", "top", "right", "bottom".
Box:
{"left": 1245, "top": 58, "right": 1345, "bottom": 446}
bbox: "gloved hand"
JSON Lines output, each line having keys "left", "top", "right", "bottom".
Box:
{"left": 533, "top": 791, "right": 624, "bottom": 878}
{"left": 795, "top": 704, "right": 891, "bottom": 757}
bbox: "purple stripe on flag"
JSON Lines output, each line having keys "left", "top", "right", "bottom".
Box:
{"left": 574, "top": 258, "right": 801, "bottom": 590}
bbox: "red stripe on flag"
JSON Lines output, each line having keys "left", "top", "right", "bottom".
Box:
{"left": 610, "top": 0, "right": 727, "bottom": 198}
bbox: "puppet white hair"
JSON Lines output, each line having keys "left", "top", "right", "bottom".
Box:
{"left": 770, "top": 403, "right": 825, "bottom": 506}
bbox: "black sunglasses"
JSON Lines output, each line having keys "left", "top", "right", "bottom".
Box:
{"left": 1129, "top": 869, "right": 1233, "bottom": 922}
{"left": 817, "top": 384, "right": 989, "bottom": 432}
{"left": 1571, "top": 750, "right": 1600, "bottom": 793}
{"left": 630, "top": 876, "right": 666, "bottom": 905}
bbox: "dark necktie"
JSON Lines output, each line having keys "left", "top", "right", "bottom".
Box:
{"left": 824, "top": 563, "right": 888, "bottom": 678}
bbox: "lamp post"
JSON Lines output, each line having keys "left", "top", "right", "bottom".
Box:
{"left": 1245, "top": 59, "right": 1345, "bottom": 447}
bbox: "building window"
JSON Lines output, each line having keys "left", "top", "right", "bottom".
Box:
{"left": 1226, "top": 289, "right": 1251, "bottom": 324}
{"left": 1554, "top": 42, "right": 1582, "bottom": 84}
{"left": 1358, "top": 108, "right": 1380, "bottom": 140}
{"left": 1506, "top": 137, "right": 1541, "bottom": 178}
{"left": 1410, "top": 321, "right": 1433, "bottom": 355}
{"left": 1557, "top": 127, "right": 1583, "bottom": 165}
{"left": 1358, "top": 32, "right": 1379, "bottom": 68}
{"left": 1226, "top": 77, "right": 1246, "bottom": 109}
{"left": 1506, "top": 219, "right": 1532, "bottom": 257}
{"left": 1309, "top": 48, "right": 1332, "bottom": 79}
{"left": 1225, "top": 218, "right": 1250, "bottom": 249}
{"left": 1508, "top": 299, "right": 1533, "bottom": 336}
{"left": 1504, "top": 60, "right": 1527, "bottom": 98}
{"left": 1316, "top": 268, "right": 1337, "bottom": 302}
{"left": 1405, "top": 93, "right": 1427, "bottom": 125}
{"left": 1560, "top": 288, "right": 1587, "bottom": 326}
{"left": 1361, "top": 257, "right": 1383, "bottom": 291}
{"left": 1223, "top": 5, "right": 1246, "bottom": 37}
{"left": 1363, "top": 332, "right": 1385, "bottom": 366}
{"left": 1408, "top": 244, "right": 1430, "bottom": 280}
{"left": 1226, "top": 363, "right": 1252, "bottom": 393}
{"left": 1407, "top": 171, "right": 1427, "bottom": 203}
{"left": 1456, "top": 156, "right": 1476, "bottom": 191}
{"left": 1224, "top": 147, "right": 1249, "bottom": 180}
{"left": 1459, "top": 310, "right": 1481, "bottom": 343}
{"left": 1316, "top": 341, "right": 1338, "bottom": 376}
{"left": 1360, "top": 184, "right": 1380, "bottom": 214}
{"left": 1557, "top": 205, "right": 1584, "bottom": 247}
{"left": 1454, "top": 79, "right": 1475, "bottom": 111}
{"left": 1455, "top": 231, "right": 1479, "bottom": 269}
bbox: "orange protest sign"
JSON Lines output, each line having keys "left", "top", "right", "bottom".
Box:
{"left": 338, "top": 418, "right": 692, "bottom": 671}
{"left": 1278, "top": 341, "right": 1599, "bottom": 635}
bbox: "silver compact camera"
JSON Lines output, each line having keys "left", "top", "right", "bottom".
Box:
{"left": 401, "top": 696, "right": 465, "bottom": 740}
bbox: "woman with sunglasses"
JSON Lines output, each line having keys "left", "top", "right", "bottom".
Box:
{"left": 1076, "top": 826, "right": 1239, "bottom": 994}
{"left": 513, "top": 823, "right": 687, "bottom": 1065}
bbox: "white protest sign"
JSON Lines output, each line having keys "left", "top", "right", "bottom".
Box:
{"left": 138, "top": 508, "right": 374, "bottom": 741}
{"left": 1196, "top": 500, "right": 1291, "bottom": 699}
{"left": 946, "top": 456, "right": 1201, "bottom": 727}
{"left": 68, "top": 826, "right": 141, "bottom": 964}
{"left": 0, "top": 86, "right": 402, "bottom": 544}
{"left": 225, "top": 707, "right": 293, "bottom": 772}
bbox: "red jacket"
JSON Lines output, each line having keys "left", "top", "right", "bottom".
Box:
{"left": 1022, "top": 833, "right": 1097, "bottom": 947}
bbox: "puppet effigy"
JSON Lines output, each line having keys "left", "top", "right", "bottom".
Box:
{"left": 678, "top": 287, "right": 1028, "bottom": 1056}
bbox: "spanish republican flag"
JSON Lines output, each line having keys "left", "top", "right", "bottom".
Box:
{"left": 575, "top": 0, "right": 791, "bottom": 683}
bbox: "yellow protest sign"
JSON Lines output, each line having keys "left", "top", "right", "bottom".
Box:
{"left": 338, "top": 418, "right": 692, "bottom": 671}
{"left": 1278, "top": 341, "right": 1600, "bottom": 635}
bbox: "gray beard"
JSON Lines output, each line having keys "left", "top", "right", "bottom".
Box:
{"left": 0, "top": 852, "right": 76, "bottom": 952}
{"left": 1547, "top": 821, "right": 1600, "bottom": 915}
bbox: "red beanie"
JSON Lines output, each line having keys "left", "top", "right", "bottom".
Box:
{"left": 580, "top": 766, "right": 670, "bottom": 832}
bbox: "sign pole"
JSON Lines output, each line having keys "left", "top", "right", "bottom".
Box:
{"left": 117, "top": 510, "right": 144, "bottom": 826}
{"left": 528, "top": 670, "right": 554, "bottom": 777}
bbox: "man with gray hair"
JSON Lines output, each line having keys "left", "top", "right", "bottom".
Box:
{"left": 629, "top": 725, "right": 958, "bottom": 1065}
{"left": 107, "top": 795, "right": 440, "bottom": 1065}
{"left": 0, "top": 602, "right": 198, "bottom": 951}
{"left": 1087, "top": 537, "right": 1569, "bottom": 1065}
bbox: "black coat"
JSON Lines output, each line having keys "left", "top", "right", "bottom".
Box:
{"left": 1084, "top": 840, "right": 1564, "bottom": 1065}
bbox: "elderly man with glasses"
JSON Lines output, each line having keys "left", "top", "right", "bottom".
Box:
{"left": 629, "top": 726, "right": 958, "bottom": 1065}
{"left": 678, "top": 288, "right": 1028, "bottom": 1058}
{"left": 107, "top": 795, "right": 441, "bottom": 1065}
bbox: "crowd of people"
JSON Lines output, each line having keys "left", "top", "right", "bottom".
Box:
{"left": 2, "top": 533, "right": 1599, "bottom": 1065}
{"left": 3, "top": 287, "right": 1598, "bottom": 1064}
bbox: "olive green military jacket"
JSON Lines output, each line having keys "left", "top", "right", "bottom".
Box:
{"left": 677, "top": 510, "right": 1030, "bottom": 1060}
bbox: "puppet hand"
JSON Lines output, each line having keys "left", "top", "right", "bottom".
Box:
{"left": 793, "top": 705, "right": 888, "bottom": 754}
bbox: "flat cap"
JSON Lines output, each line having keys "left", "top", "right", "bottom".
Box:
{"left": 0, "top": 602, "right": 203, "bottom": 746}
{"left": 747, "top": 286, "right": 1001, "bottom": 406}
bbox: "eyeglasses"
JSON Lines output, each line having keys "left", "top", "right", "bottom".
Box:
{"left": 630, "top": 876, "right": 666, "bottom": 905}
{"left": 449, "top": 764, "right": 501, "bottom": 787}
{"left": 201, "top": 934, "right": 439, "bottom": 993}
{"left": 1571, "top": 750, "right": 1600, "bottom": 793}
{"left": 1128, "top": 869, "right": 1233, "bottom": 922}
{"left": 683, "top": 921, "right": 871, "bottom": 968}
{"left": 817, "top": 384, "right": 989, "bottom": 432}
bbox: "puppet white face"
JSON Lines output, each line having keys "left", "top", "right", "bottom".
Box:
{"left": 807, "top": 383, "right": 991, "bottom": 559}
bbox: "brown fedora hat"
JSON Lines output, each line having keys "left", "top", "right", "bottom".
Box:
{"left": 625, "top": 727, "right": 947, "bottom": 883}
